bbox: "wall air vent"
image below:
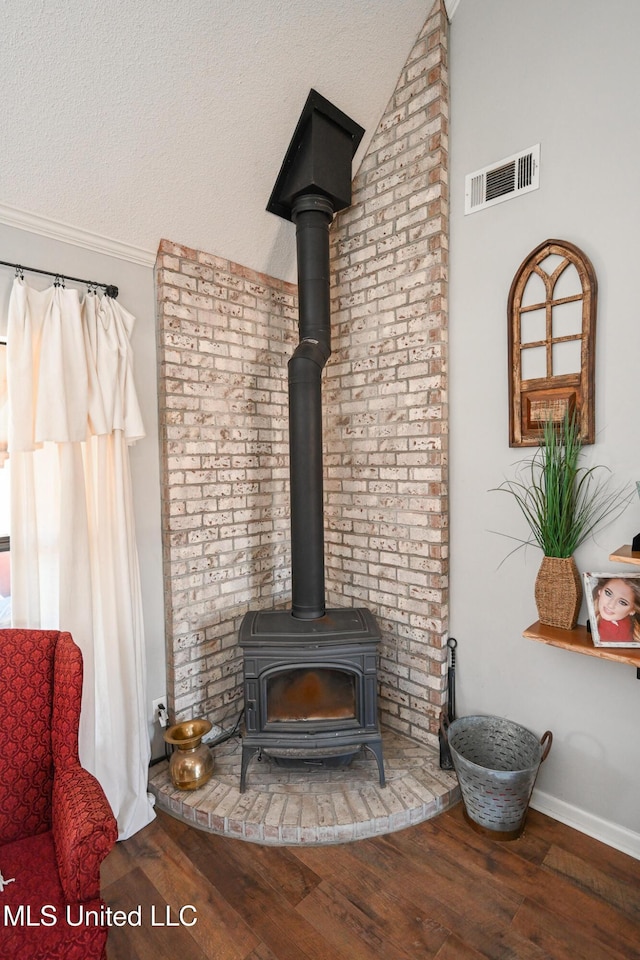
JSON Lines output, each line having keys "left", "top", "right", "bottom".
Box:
{"left": 464, "top": 144, "right": 540, "bottom": 215}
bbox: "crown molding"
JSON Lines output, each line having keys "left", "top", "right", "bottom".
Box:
{"left": 0, "top": 202, "right": 156, "bottom": 267}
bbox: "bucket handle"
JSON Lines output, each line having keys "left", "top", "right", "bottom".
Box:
{"left": 540, "top": 730, "right": 553, "bottom": 762}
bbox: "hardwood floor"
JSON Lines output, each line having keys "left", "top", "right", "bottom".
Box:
{"left": 101, "top": 804, "right": 640, "bottom": 960}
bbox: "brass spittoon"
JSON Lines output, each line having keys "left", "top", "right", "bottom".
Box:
{"left": 163, "top": 718, "right": 214, "bottom": 790}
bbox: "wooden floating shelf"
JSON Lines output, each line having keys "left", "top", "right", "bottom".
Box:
{"left": 523, "top": 621, "right": 640, "bottom": 670}
{"left": 608, "top": 544, "right": 640, "bottom": 566}
{"left": 524, "top": 546, "right": 640, "bottom": 676}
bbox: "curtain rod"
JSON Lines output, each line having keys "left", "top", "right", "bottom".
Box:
{"left": 0, "top": 259, "right": 118, "bottom": 299}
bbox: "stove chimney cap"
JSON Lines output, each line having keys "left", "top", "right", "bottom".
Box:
{"left": 267, "top": 89, "right": 364, "bottom": 223}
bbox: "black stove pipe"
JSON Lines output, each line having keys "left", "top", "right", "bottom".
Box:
{"left": 289, "top": 194, "right": 334, "bottom": 619}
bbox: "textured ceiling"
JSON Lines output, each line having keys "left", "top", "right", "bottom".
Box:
{"left": 1, "top": 1, "right": 449, "bottom": 281}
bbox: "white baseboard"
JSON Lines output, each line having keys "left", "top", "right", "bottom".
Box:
{"left": 0, "top": 202, "right": 156, "bottom": 267}
{"left": 531, "top": 788, "right": 640, "bottom": 861}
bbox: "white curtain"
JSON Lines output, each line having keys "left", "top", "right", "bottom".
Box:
{"left": 5, "top": 277, "right": 154, "bottom": 840}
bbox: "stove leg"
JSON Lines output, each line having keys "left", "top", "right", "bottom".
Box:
{"left": 365, "top": 741, "right": 386, "bottom": 787}
{"left": 240, "top": 744, "right": 259, "bottom": 793}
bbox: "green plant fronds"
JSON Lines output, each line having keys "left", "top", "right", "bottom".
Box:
{"left": 492, "top": 411, "right": 632, "bottom": 559}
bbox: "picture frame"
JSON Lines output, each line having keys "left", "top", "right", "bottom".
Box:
{"left": 583, "top": 572, "right": 640, "bottom": 648}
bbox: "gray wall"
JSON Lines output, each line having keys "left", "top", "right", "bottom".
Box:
{"left": 0, "top": 224, "right": 166, "bottom": 750}
{"left": 449, "top": 0, "right": 640, "bottom": 853}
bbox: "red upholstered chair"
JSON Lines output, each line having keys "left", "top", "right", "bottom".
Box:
{"left": 0, "top": 629, "right": 118, "bottom": 960}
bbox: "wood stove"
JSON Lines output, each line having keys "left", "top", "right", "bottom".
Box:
{"left": 238, "top": 90, "right": 385, "bottom": 792}
{"left": 239, "top": 608, "right": 385, "bottom": 791}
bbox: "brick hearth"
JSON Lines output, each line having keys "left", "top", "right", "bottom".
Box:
{"left": 149, "top": 728, "right": 459, "bottom": 846}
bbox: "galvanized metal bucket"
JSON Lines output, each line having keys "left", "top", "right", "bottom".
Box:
{"left": 443, "top": 714, "right": 552, "bottom": 840}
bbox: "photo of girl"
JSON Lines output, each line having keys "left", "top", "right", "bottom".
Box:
{"left": 583, "top": 573, "right": 640, "bottom": 648}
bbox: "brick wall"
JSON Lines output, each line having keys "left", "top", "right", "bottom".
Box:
{"left": 155, "top": 244, "right": 297, "bottom": 723}
{"left": 156, "top": 0, "right": 449, "bottom": 743}
{"left": 325, "top": 0, "right": 449, "bottom": 742}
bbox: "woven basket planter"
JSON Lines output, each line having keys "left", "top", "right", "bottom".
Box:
{"left": 534, "top": 555, "right": 582, "bottom": 630}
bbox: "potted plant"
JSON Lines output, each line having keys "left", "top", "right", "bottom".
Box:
{"left": 494, "top": 411, "right": 631, "bottom": 629}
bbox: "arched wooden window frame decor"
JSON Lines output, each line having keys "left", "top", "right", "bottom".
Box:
{"left": 508, "top": 238, "right": 597, "bottom": 447}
